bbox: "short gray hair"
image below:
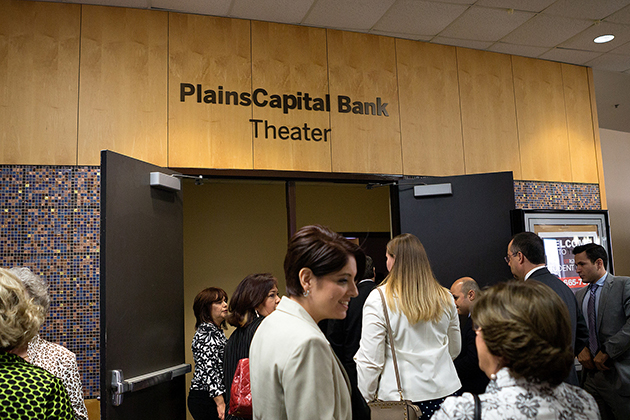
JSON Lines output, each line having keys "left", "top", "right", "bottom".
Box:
{"left": 8, "top": 267, "right": 50, "bottom": 315}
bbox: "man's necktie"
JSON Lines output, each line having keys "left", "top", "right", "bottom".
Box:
{"left": 588, "top": 283, "right": 599, "bottom": 356}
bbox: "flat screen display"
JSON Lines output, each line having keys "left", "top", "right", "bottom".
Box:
{"left": 522, "top": 212, "right": 611, "bottom": 289}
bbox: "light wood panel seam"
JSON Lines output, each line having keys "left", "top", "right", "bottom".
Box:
{"left": 76, "top": 5, "right": 83, "bottom": 166}
{"left": 326, "top": 29, "right": 332, "bottom": 171}
{"left": 394, "top": 40, "right": 404, "bottom": 175}
{"left": 455, "top": 48, "right": 466, "bottom": 175}
{"left": 510, "top": 55, "right": 524, "bottom": 181}
{"left": 167, "top": 12, "right": 171, "bottom": 168}
{"left": 250, "top": 20, "right": 254, "bottom": 170}
{"left": 586, "top": 68, "right": 607, "bottom": 209}
{"left": 560, "top": 65, "right": 573, "bottom": 182}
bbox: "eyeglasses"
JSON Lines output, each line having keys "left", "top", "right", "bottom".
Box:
{"left": 504, "top": 252, "right": 518, "bottom": 263}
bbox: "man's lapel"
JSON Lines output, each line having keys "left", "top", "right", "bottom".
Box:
{"left": 597, "top": 273, "right": 614, "bottom": 331}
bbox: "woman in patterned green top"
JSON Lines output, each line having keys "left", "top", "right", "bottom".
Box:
{"left": 0, "top": 267, "right": 74, "bottom": 420}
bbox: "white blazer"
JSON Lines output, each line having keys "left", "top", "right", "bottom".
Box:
{"left": 355, "top": 286, "right": 462, "bottom": 402}
{"left": 250, "top": 297, "right": 352, "bottom": 420}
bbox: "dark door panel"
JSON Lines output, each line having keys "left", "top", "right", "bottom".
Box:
{"left": 101, "top": 151, "right": 186, "bottom": 420}
{"left": 394, "top": 172, "right": 515, "bottom": 288}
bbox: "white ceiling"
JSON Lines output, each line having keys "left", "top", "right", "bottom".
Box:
{"left": 34, "top": 0, "right": 630, "bottom": 133}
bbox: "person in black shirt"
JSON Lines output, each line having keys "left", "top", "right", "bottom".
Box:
{"left": 326, "top": 255, "right": 376, "bottom": 420}
{"left": 223, "top": 273, "right": 280, "bottom": 420}
{"left": 450, "top": 276, "right": 489, "bottom": 394}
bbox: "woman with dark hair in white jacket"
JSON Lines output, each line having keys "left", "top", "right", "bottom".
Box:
{"left": 250, "top": 225, "right": 365, "bottom": 420}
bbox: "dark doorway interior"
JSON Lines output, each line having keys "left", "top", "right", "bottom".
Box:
{"left": 341, "top": 232, "right": 391, "bottom": 284}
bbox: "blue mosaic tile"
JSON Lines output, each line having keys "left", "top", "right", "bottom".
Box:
{"left": 23, "top": 207, "right": 73, "bottom": 254}
{"left": 74, "top": 167, "right": 100, "bottom": 208}
{"left": 0, "top": 254, "right": 23, "bottom": 269}
{"left": 0, "top": 207, "right": 23, "bottom": 255}
{"left": 73, "top": 209, "right": 100, "bottom": 254}
{"left": 514, "top": 180, "right": 601, "bottom": 210}
{"left": 1, "top": 165, "right": 100, "bottom": 399}
{"left": 24, "top": 167, "right": 73, "bottom": 207}
{"left": 0, "top": 166, "right": 24, "bottom": 207}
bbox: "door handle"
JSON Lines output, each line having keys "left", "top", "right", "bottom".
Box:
{"left": 110, "top": 364, "right": 191, "bottom": 406}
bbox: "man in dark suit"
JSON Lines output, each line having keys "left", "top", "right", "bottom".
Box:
{"left": 574, "top": 243, "right": 630, "bottom": 420}
{"left": 327, "top": 255, "right": 377, "bottom": 386}
{"left": 325, "top": 256, "right": 376, "bottom": 420}
{"left": 450, "top": 277, "right": 489, "bottom": 394}
{"left": 506, "top": 232, "right": 589, "bottom": 386}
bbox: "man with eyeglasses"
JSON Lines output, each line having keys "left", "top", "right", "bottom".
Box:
{"left": 505, "top": 232, "right": 589, "bottom": 386}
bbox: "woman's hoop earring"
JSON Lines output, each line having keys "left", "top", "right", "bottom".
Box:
{"left": 303, "top": 289, "right": 310, "bottom": 297}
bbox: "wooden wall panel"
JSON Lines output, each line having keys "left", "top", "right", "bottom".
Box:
{"left": 397, "top": 40, "right": 463, "bottom": 176}
{"left": 458, "top": 49, "right": 521, "bottom": 178}
{"left": 0, "top": 0, "right": 80, "bottom": 165}
{"left": 513, "top": 56, "right": 571, "bottom": 182}
{"left": 169, "top": 14, "right": 252, "bottom": 169}
{"left": 327, "top": 30, "right": 402, "bottom": 175}
{"left": 0, "top": 1, "right": 604, "bottom": 187}
{"left": 252, "top": 22, "right": 330, "bottom": 172}
{"left": 587, "top": 68, "right": 607, "bottom": 208}
{"left": 78, "top": 6, "right": 167, "bottom": 166}
{"left": 562, "top": 64, "right": 599, "bottom": 184}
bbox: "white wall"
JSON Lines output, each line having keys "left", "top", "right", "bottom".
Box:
{"left": 600, "top": 128, "right": 630, "bottom": 276}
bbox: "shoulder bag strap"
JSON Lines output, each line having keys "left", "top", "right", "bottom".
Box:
{"left": 473, "top": 393, "right": 481, "bottom": 420}
{"left": 376, "top": 287, "right": 405, "bottom": 402}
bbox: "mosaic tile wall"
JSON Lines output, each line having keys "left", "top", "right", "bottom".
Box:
{"left": 0, "top": 165, "right": 100, "bottom": 398}
{"left": 514, "top": 180, "right": 601, "bottom": 210}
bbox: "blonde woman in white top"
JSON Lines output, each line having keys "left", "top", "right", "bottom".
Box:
{"left": 355, "top": 233, "right": 461, "bottom": 420}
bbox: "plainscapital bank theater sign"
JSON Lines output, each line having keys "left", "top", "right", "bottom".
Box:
{"left": 180, "top": 83, "right": 389, "bottom": 142}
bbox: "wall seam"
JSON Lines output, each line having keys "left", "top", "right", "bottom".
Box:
{"left": 326, "top": 29, "right": 333, "bottom": 173}
{"left": 560, "top": 64, "right": 574, "bottom": 183}
{"left": 166, "top": 12, "right": 170, "bottom": 168}
{"left": 394, "top": 39, "right": 404, "bottom": 176}
{"left": 76, "top": 5, "right": 83, "bottom": 166}
{"left": 251, "top": 20, "right": 255, "bottom": 170}
{"left": 510, "top": 55, "right": 524, "bottom": 181}
{"left": 455, "top": 47, "right": 466, "bottom": 175}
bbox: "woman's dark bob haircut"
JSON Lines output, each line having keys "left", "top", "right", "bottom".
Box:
{"left": 284, "top": 225, "right": 365, "bottom": 297}
{"left": 227, "top": 273, "right": 278, "bottom": 328}
{"left": 193, "top": 287, "right": 228, "bottom": 329}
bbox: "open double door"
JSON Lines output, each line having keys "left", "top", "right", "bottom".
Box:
{"left": 100, "top": 151, "right": 186, "bottom": 419}
{"left": 100, "top": 151, "right": 514, "bottom": 419}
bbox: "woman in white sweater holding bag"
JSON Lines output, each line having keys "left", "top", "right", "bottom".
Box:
{"left": 355, "top": 233, "right": 461, "bottom": 420}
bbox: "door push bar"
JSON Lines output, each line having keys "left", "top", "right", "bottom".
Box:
{"left": 110, "top": 364, "right": 191, "bottom": 406}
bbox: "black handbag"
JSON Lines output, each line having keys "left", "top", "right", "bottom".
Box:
{"left": 367, "top": 288, "right": 421, "bottom": 420}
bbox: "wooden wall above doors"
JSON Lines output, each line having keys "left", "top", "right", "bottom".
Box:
{"left": 0, "top": 0, "right": 603, "bottom": 187}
